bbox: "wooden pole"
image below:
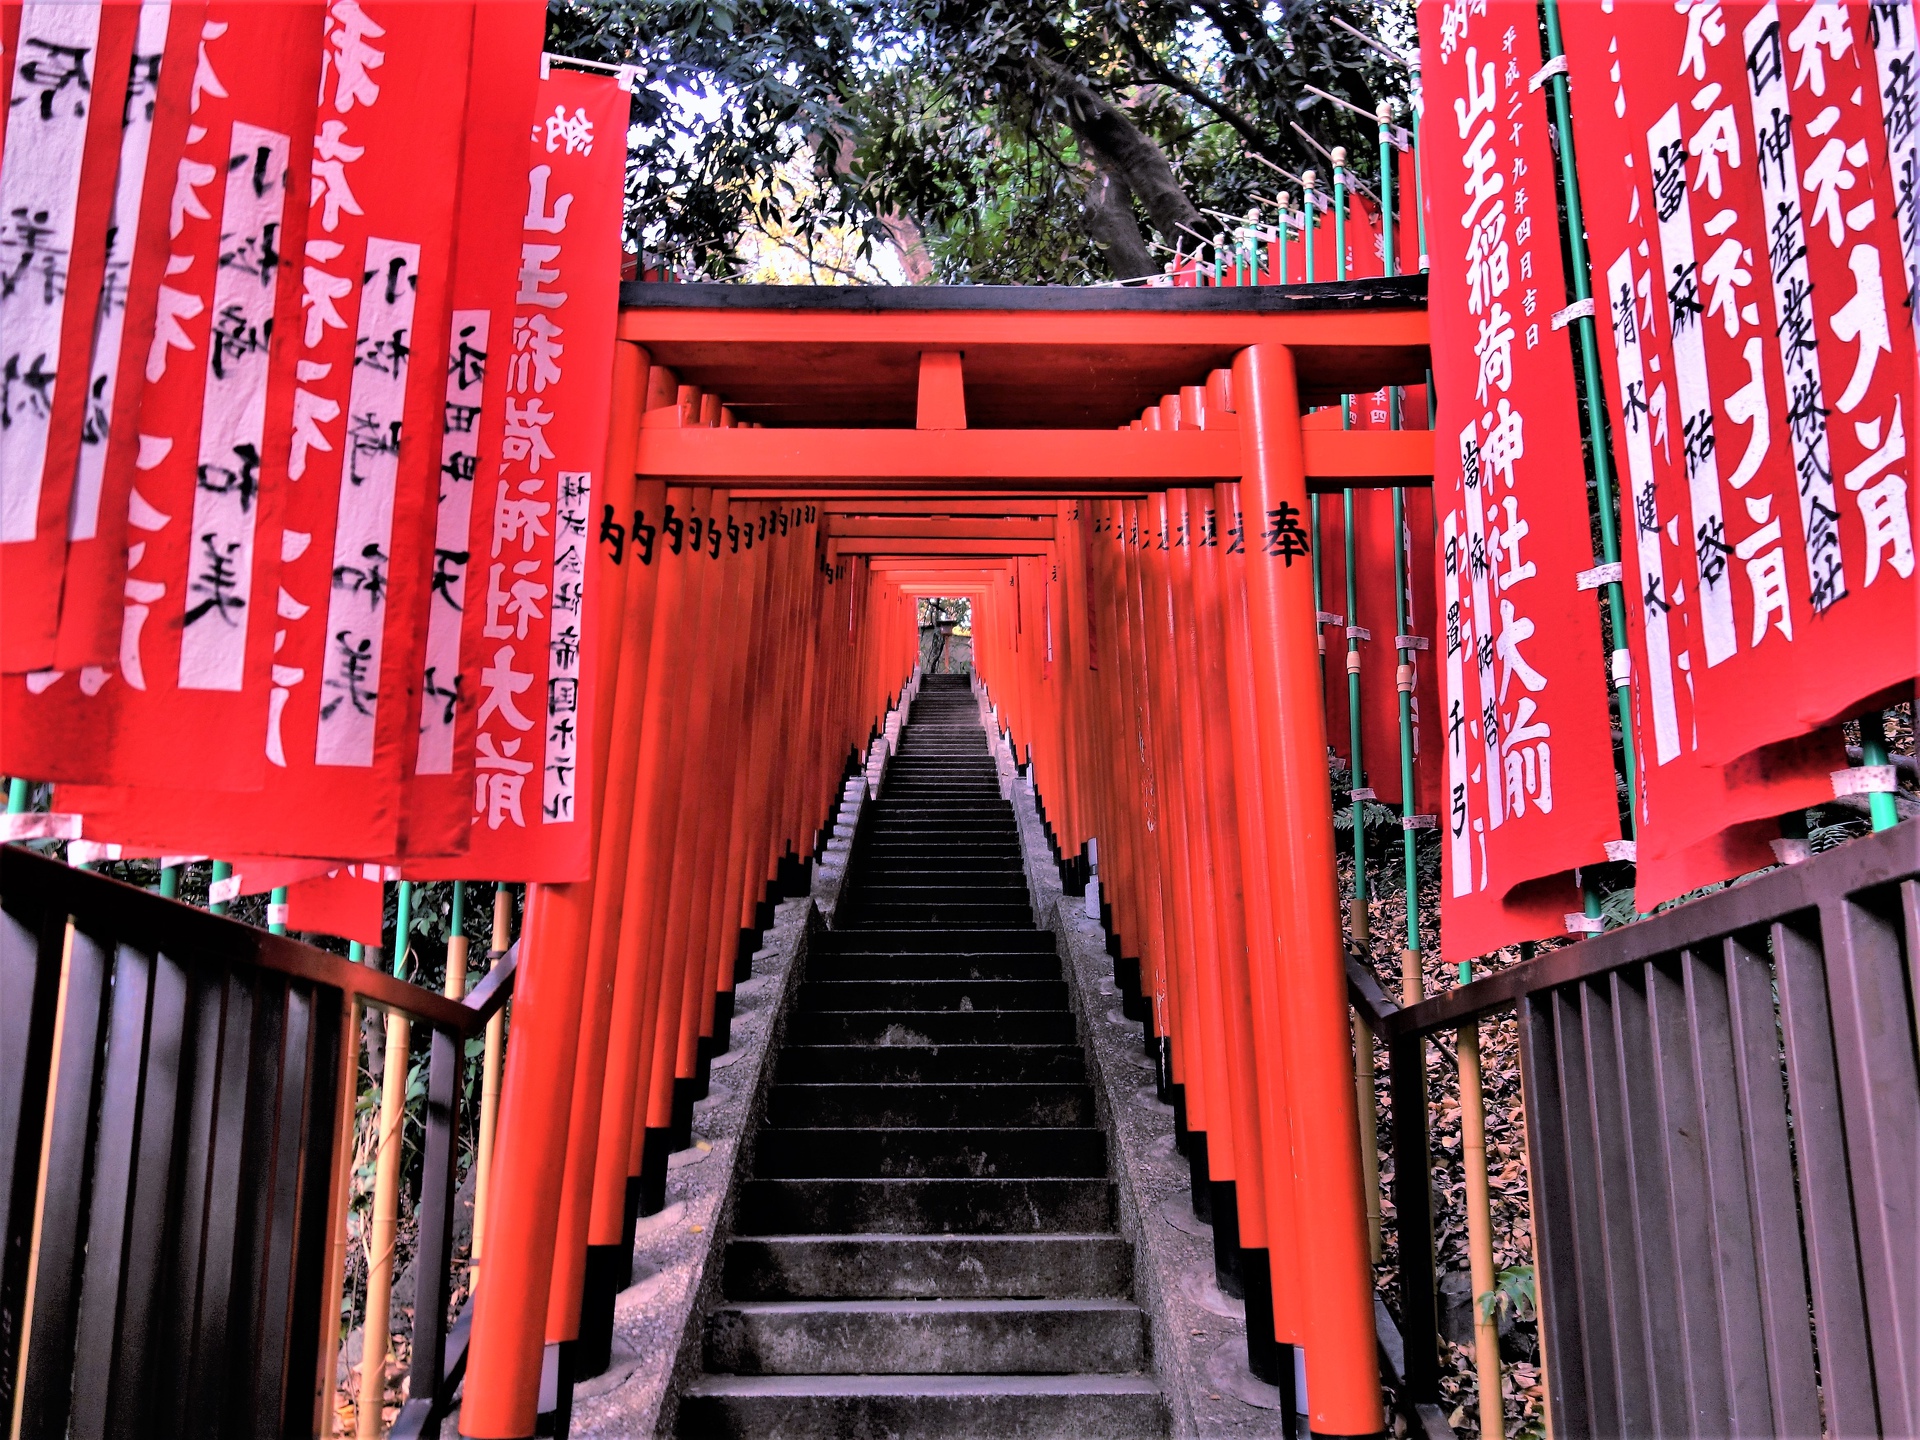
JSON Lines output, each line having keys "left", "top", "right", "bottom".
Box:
{"left": 472, "top": 882, "right": 513, "bottom": 1280}
{"left": 356, "top": 882, "right": 411, "bottom": 1438}
{"left": 1458, "top": 1019, "right": 1504, "bottom": 1438}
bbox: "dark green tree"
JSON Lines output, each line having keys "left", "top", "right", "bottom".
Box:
{"left": 548, "top": 0, "right": 1413, "bottom": 283}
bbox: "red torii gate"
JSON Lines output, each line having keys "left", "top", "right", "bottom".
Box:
{"left": 461, "top": 278, "right": 1431, "bottom": 1439}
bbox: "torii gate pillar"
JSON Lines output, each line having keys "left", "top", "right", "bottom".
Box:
{"left": 1234, "top": 342, "right": 1385, "bottom": 1438}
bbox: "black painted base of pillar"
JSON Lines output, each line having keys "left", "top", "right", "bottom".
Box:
{"left": 693, "top": 1035, "right": 713, "bottom": 1100}
{"left": 1187, "top": 1130, "right": 1212, "bottom": 1223}
{"left": 735, "top": 927, "right": 759, "bottom": 983}
{"left": 619, "top": 1175, "right": 642, "bottom": 1282}
{"left": 574, "top": 1243, "right": 623, "bottom": 1379}
{"left": 534, "top": 1339, "right": 575, "bottom": 1437}
{"left": 638, "top": 1126, "right": 670, "bottom": 1214}
{"left": 1171, "top": 1081, "right": 1189, "bottom": 1154}
{"left": 755, "top": 895, "right": 776, "bottom": 932}
{"left": 669, "top": 1076, "right": 697, "bottom": 1150}
{"left": 1273, "top": 1341, "right": 1301, "bottom": 1424}
{"left": 712, "top": 987, "right": 735, "bottom": 1057}
{"left": 1140, "top": 1009, "right": 1156, "bottom": 1057}
{"left": 1209, "top": 1178, "right": 1244, "bottom": 1297}
{"left": 1240, "top": 1246, "right": 1282, "bottom": 1384}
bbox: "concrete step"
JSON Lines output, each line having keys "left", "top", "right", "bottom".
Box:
{"left": 853, "top": 902, "right": 1035, "bottom": 929}
{"left": 767, "top": 1082, "right": 1096, "bottom": 1128}
{"left": 775, "top": 1045, "right": 1086, "bottom": 1086}
{"left": 720, "top": 1234, "right": 1134, "bottom": 1300}
{"left": 821, "top": 929, "right": 1057, "bottom": 954}
{"left": 788, "top": 1006, "right": 1072, "bottom": 1038}
{"left": 753, "top": 1127, "right": 1107, "bottom": 1178}
{"left": 734, "top": 1177, "right": 1118, "bottom": 1234}
{"left": 676, "top": 1372, "right": 1168, "bottom": 1438}
{"left": 703, "top": 1297, "right": 1149, "bottom": 1375}
{"left": 796, "top": 979, "right": 1068, "bottom": 1011}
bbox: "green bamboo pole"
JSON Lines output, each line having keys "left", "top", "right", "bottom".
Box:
{"left": 5, "top": 777, "right": 27, "bottom": 814}
{"left": 268, "top": 886, "right": 289, "bottom": 936}
{"left": 1861, "top": 712, "right": 1901, "bottom": 831}
{"left": 1540, "top": 0, "right": 1639, "bottom": 846}
{"left": 393, "top": 880, "right": 413, "bottom": 979}
{"left": 1277, "top": 194, "right": 1292, "bottom": 283}
{"left": 1381, "top": 102, "right": 1426, "bottom": 1005}
{"left": 209, "top": 860, "right": 233, "bottom": 916}
{"left": 1332, "top": 147, "right": 1371, "bottom": 958}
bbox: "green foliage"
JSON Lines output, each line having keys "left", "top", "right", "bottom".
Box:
{"left": 549, "top": 0, "right": 1413, "bottom": 281}
{"left": 1478, "top": 1263, "right": 1537, "bottom": 1325}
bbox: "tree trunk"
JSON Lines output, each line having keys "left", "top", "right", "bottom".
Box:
{"left": 1041, "top": 61, "right": 1204, "bottom": 253}
{"left": 1080, "top": 165, "right": 1155, "bottom": 280}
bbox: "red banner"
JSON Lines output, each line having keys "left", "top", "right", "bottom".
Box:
{"left": 1421, "top": 0, "right": 1622, "bottom": 959}
{"left": 397, "top": 1, "right": 547, "bottom": 861}
{"left": 52, "top": 1, "right": 208, "bottom": 673}
{"left": 2, "top": 1, "right": 325, "bottom": 791}
{"left": 1559, "top": 0, "right": 1867, "bottom": 902}
{"left": 47, "top": 0, "right": 474, "bottom": 859}
{"left": 286, "top": 864, "right": 384, "bottom": 946}
{"left": 0, "top": 1, "right": 136, "bottom": 672}
{"left": 405, "top": 68, "right": 628, "bottom": 882}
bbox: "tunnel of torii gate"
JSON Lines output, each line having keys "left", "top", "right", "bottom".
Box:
{"left": 450, "top": 275, "right": 1434, "bottom": 1439}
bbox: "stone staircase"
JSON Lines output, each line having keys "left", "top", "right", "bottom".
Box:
{"left": 678, "top": 673, "right": 1168, "bottom": 1437}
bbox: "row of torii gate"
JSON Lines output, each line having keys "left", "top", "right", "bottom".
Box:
{"left": 461, "top": 276, "right": 1432, "bottom": 1438}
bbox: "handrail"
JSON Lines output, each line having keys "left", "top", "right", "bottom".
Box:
{"left": 1381, "top": 820, "right": 1920, "bottom": 1042}
{"left": 0, "top": 843, "right": 519, "bottom": 1436}
{"left": 1, "top": 844, "right": 510, "bottom": 1036}
{"left": 463, "top": 940, "right": 519, "bottom": 1022}
{"left": 1, "top": 844, "right": 498, "bottom": 1036}
{"left": 1349, "top": 818, "right": 1920, "bottom": 1434}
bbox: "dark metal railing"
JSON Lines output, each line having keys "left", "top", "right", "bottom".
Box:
{"left": 1355, "top": 821, "right": 1920, "bottom": 1438}
{"left": 0, "top": 846, "right": 515, "bottom": 1439}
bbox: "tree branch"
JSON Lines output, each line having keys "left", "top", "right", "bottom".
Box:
{"left": 1078, "top": 163, "right": 1155, "bottom": 279}
{"left": 1030, "top": 55, "right": 1203, "bottom": 247}
{"left": 1111, "top": 26, "right": 1290, "bottom": 171}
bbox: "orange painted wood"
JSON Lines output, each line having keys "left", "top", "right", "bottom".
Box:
{"left": 916, "top": 351, "right": 967, "bottom": 429}
{"left": 632, "top": 424, "right": 1431, "bottom": 485}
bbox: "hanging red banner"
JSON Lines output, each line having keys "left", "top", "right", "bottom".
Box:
{"left": 48, "top": 0, "right": 473, "bottom": 861}
{"left": 0, "top": 1, "right": 137, "bottom": 672}
{"left": 1421, "top": 0, "right": 1622, "bottom": 960}
{"left": 1, "top": 1, "right": 324, "bottom": 791}
{"left": 394, "top": 1, "right": 547, "bottom": 861}
{"left": 286, "top": 864, "right": 385, "bottom": 946}
{"left": 1559, "top": 0, "right": 1863, "bottom": 903}
{"left": 52, "top": 1, "right": 208, "bottom": 674}
{"left": 406, "top": 67, "right": 628, "bottom": 883}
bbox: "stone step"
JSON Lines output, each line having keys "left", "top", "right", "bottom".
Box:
{"left": 820, "top": 929, "right": 1057, "bottom": 955}
{"left": 791, "top": 997, "right": 1070, "bottom": 1031}
{"left": 753, "top": 1127, "right": 1106, "bottom": 1179}
{"left": 775, "top": 1045, "right": 1086, "bottom": 1086}
{"left": 720, "top": 1234, "right": 1134, "bottom": 1300}
{"left": 676, "top": 1372, "right": 1168, "bottom": 1438}
{"left": 852, "top": 902, "right": 1035, "bottom": 929}
{"left": 703, "top": 1297, "right": 1149, "bottom": 1375}
{"left": 796, "top": 979, "right": 1068, "bottom": 1011}
{"left": 767, "top": 1082, "right": 1095, "bottom": 1129}
{"left": 734, "top": 1177, "right": 1118, "bottom": 1234}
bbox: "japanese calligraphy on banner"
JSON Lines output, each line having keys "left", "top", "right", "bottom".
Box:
{"left": 45, "top": 0, "right": 474, "bottom": 860}
{"left": 1420, "top": 0, "right": 1621, "bottom": 960}
{"left": 1558, "top": 0, "right": 1895, "bottom": 902}
{"left": 406, "top": 67, "right": 627, "bottom": 883}
{"left": 2, "top": 2, "right": 324, "bottom": 792}
{"left": 0, "top": 0, "right": 135, "bottom": 671}
{"left": 53, "top": 0, "right": 198, "bottom": 674}
{"left": 396, "top": 0, "right": 546, "bottom": 860}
